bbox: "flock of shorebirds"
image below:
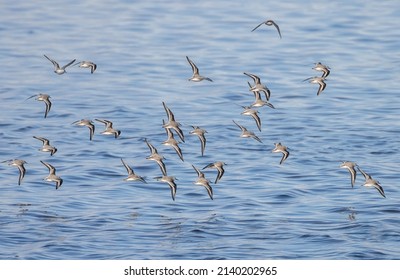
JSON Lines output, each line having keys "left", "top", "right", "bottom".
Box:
{"left": 2, "top": 19, "right": 386, "bottom": 200}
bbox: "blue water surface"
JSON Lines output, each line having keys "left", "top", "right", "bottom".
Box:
{"left": 0, "top": 0, "right": 399, "bottom": 259}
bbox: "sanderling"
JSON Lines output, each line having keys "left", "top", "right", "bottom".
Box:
{"left": 186, "top": 56, "right": 213, "bottom": 82}
{"left": 357, "top": 167, "right": 386, "bottom": 198}
{"left": 244, "top": 72, "right": 271, "bottom": 101}
{"left": 251, "top": 19, "right": 282, "bottom": 38}
{"left": 44, "top": 54, "right": 76, "bottom": 75}
{"left": 40, "top": 160, "right": 63, "bottom": 189}
{"left": 26, "top": 93, "right": 52, "bottom": 118}
{"left": 121, "top": 158, "right": 146, "bottom": 183}
{"left": 245, "top": 81, "right": 275, "bottom": 109}
{"left": 33, "top": 136, "right": 57, "bottom": 156}
{"left": 313, "top": 62, "right": 330, "bottom": 78}
{"left": 303, "top": 76, "right": 327, "bottom": 96}
{"left": 162, "top": 102, "right": 185, "bottom": 142}
{"left": 240, "top": 106, "right": 262, "bottom": 132}
{"left": 72, "top": 119, "right": 95, "bottom": 141}
{"left": 192, "top": 165, "right": 213, "bottom": 200}
{"left": 272, "top": 142, "right": 289, "bottom": 164}
{"left": 203, "top": 161, "right": 226, "bottom": 184}
{"left": 250, "top": 90, "right": 275, "bottom": 109}
{"left": 154, "top": 175, "right": 177, "bottom": 201}
{"left": 339, "top": 161, "right": 358, "bottom": 188}
{"left": 73, "top": 61, "right": 97, "bottom": 74}
{"left": 162, "top": 120, "right": 184, "bottom": 162}
{"left": 2, "top": 159, "right": 27, "bottom": 185}
{"left": 232, "top": 120, "right": 262, "bottom": 143}
{"left": 145, "top": 139, "right": 167, "bottom": 176}
{"left": 189, "top": 125, "right": 207, "bottom": 156}
{"left": 95, "top": 119, "right": 121, "bottom": 138}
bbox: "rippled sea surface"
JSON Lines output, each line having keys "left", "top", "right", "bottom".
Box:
{"left": 0, "top": 0, "right": 399, "bottom": 259}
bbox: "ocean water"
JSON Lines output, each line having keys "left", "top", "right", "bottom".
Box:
{"left": 0, "top": 0, "right": 399, "bottom": 259}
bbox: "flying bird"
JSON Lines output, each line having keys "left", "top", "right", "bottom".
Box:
{"left": 43, "top": 54, "right": 76, "bottom": 75}
{"left": 33, "top": 136, "right": 57, "bottom": 156}
{"left": 26, "top": 93, "right": 52, "bottom": 118}
{"left": 358, "top": 167, "right": 386, "bottom": 198}
{"left": 203, "top": 161, "right": 226, "bottom": 184}
{"left": 121, "top": 158, "right": 147, "bottom": 183}
{"left": 240, "top": 106, "right": 262, "bottom": 132}
{"left": 272, "top": 142, "right": 290, "bottom": 164}
{"left": 313, "top": 62, "right": 330, "bottom": 78}
{"left": 189, "top": 125, "right": 207, "bottom": 156}
{"left": 145, "top": 139, "right": 167, "bottom": 176}
{"left": 162, "top": 102, "right": 185, "bottom": 142}
{"left": 162, "top": 120, "right": 184, "bottom": 162}
{"left": 154, "top": 175, "right": 178, "bottom": 201}
{"left": 251, "top": 19, "right": 282, "bottom": 38}
{"left": 72, "top": 119, "right": 95, "bottom": 141}
{"left": 232, "top": 120, "right": 262, "bottom": 143}
{"left": 95, "top": 119, "right": 121, "bottom": 138}
{"left": 73, "top": 60, "right": 97, "bottom": 74}
{"left": 2, "top": 159, "right": 27, "bottom": 185}
{"left": 192, "top": 165, "right": 213, "bottom": 200}
{"left": 244, "top": 72, "right": 271, "bottom": 101}
{"left": 339, "top": 161, "right": 358, "bottom": 188}
{"left": 303, "top": 76, "right": 327, "bottom": 96}
{"left": 40, "top": 161, "right": 63, "bottom": 189}
{"left": 186, "top": 56, "right": 213, "bottom": 82}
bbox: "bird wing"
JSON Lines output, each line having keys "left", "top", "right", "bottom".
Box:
{"left": 186, "top": 56, "right": 199, "bottom": 75}
{"left": 251, "top": 21, "right": 264, "bottom": 32}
